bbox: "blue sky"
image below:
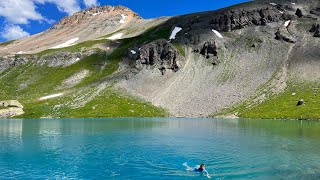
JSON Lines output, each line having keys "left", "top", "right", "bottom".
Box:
{"left": 0, "top": 0, "right": 249, "bottom": 42}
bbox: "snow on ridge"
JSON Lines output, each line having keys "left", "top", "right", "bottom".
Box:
{"left": 212, "top": 29, "right": 223, "bottom": 38}
{"left": 107, "top": 33, "right": 123, "bottom": 40}
{"left": 92, "top": 12, "right": 101, "bottom": 16}
{"left": 51, "top": 38, "right": 79, "bottom": 49}
{"left": 131, "top": 50, "right": 136, "bottom": 54}
{"left": 284, "top": 20, "right": 291, "bottom": 27}
{"left": 270, "top": 3, "right": 277, "bottom": 6}
{"left": 39, "top": 93, "right": 64, "bottom": 100}
{"left": 169, "top": 27, "right": 183, "bottom": 40}
{"left": 120, "top": 14, "right": 128, "bottom": 24}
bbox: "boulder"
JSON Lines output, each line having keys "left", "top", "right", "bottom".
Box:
{"left": 0, "top": 107, "right": 24, "bottom": 118}
{"left": 0, "top": 100, "right": 23, "bottom": 108}
{"left": 297, "top": 99, "right": 304, "bottom": 106}
{"left": 310, "top": 24, "right": 320, "bottom": 37}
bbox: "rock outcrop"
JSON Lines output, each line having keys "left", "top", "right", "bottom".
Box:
{"left": 0, "top": 55, "right": 36, "bottom": 72}
{"left": 275, "top": 26, "right": 296, "bottom": 43}
{"left": 37, "top": 49, "right": 97, "bottom": 67}
{"left": 0, "top": 100, "right": 24, "bottom": 117}
{"left": 126, "top": 40, "right": 180, "bottom": 79}
{"left": 210, "top": 5, "right": 284, "bottom": 32}
{"left": 0, "top": 49, "right": 98, "bottom": 72}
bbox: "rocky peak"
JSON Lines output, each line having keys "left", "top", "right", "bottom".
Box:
{"left": 51, "top": 5, "right": 141, "bottom": 29}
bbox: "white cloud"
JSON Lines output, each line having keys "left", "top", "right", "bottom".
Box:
{"left": 0, "top": 0, "right": 95, "bottom": 41}
{"left": 1, "top": 25, "right": 30, "bottom": 40}
{"left": 83, "top": 0, "right": 99, "bottom": 7}
{"left": 0, "top": 0, "right": 44, "bottom": 24}
{"left": 35, "top": 0, "right": 81, "bottom": 15}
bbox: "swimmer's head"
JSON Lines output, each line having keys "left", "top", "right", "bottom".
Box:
{"left": 200, "top": 164, "right": 205, "bottom": 170}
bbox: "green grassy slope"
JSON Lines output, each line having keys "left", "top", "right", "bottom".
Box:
{"left": 0, "top": 27, "right": 172, "bottom": 118}
{"left": 214, "top": 82, "right": 320, "bottom": 120}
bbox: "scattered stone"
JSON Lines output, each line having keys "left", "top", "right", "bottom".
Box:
{"left": 297, "top": 99, "right": 304, "bottom": 106}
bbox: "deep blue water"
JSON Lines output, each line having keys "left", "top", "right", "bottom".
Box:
{"left": 1, "top": 118, "right": 320, "bottom": 179}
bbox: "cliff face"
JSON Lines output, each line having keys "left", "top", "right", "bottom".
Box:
{"left": 0, "top": 1, "right": 320, "bottom": 119}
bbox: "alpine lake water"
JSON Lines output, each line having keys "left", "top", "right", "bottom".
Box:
{"left": 1, "top": 118, "right": 320, "bottom": 179}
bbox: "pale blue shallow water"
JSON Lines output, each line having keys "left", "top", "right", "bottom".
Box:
{"left": 1, "top": 118, "right": 320, "bottom": 179}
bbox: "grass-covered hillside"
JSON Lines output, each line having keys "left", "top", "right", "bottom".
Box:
{"left": 0, "top": 27, "right": 172, "bottom": 118}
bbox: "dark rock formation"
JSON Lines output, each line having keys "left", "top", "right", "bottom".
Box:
{"left": 310, "top": 23, "right": 320, "bottom": 37}
{"left": 210, "top": 6, "right": 283, "bottom": 32}
{"left": 199, "top": 41, "right": 220, "bottom": 65}
{"left": 295, "top": 8, "right": 304, "bottom": 18}
{"left": 127, "top": 40, "right": 180, "bottom": 78}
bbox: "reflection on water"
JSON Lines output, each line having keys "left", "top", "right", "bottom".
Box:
{"left": 0, "top": 118, "right": 320, "bottom": 179}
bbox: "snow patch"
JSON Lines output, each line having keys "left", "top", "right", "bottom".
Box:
{"left": 291, "top": 3, "right": 296, "bottom": 5}
{"left": 50, "top": 38, "right": 79, "bottom": 49}
{"left": 107, "top": 33, "right": 123, "bottom": 40}
{"left": 75, "top": 57, "right": 81, "bottom": 63}
{"left": 284, "top": 20, "right": 291, "bottom": 27}
{"left": 270, "top": 3, "right": 277, "bottom": 6}
{"left": 212, "top": 29, "right": 223, "bottom": 38}
{"left": 169, "top": 27, "right": 182, "bottom": 40}
{"left": 278, "top": 10, "right": 284, "bottom": 14}
{"left": 120, "top": 14, "right": 128, "bottom": 24}
{"left": 92, "top": 12, "right": 101, "bottom": 16}
{"left": 16, "top": 51, "right": 24, "bottom": 54}
{"left": 131, "top": 50, "right": 136, "bottom": 54}
{"left": 39, "top": 93, "right": 64, "bottom": 100}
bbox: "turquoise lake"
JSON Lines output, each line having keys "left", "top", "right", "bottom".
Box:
{"left": 1, "top": 118, "right": 320, "bottom": 179}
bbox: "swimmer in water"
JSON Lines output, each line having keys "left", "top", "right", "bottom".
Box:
{"left": 195, "top": 163, "right": 206, "bottom": 172}
{"left": 183, "top": 162, "right": 211, "bottom": 178}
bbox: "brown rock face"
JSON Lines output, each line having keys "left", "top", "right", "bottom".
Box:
{"left": 51, "top": 5, "right": 141, "bottom": 29}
